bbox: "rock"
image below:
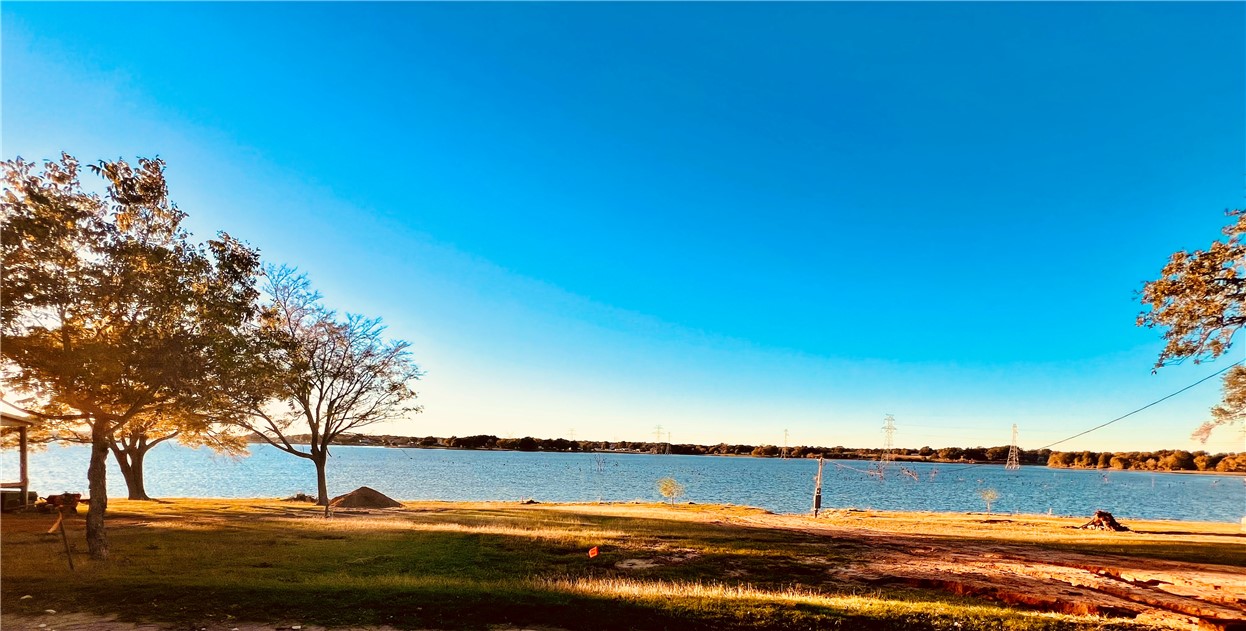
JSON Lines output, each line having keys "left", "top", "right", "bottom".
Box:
{"left": 327, "top": 486, "right": 402, "bottom": 509}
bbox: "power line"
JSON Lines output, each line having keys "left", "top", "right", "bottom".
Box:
{"left": 1036, "top": 359, "right": 1242, "bottom": 451}
{"left": 937, "top": 360, "right": 1242, "bottom": 474}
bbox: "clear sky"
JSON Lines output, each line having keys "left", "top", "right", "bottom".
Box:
{"left": 3, "top": 2, "right": 1244, "bottom": 453}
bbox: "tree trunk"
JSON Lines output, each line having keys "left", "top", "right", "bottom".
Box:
{"left": 1079, "top": 510, "right": 1130, "bottom": 531}
{"left": 110, "top": 436, "right": 153, "bottom": 501}
{"left": 314, "top": 453, "right": 330, "bottom": 506}
{"left": 86, "top": 420, "right": 110, "bottom": 560}
{"left": 117, "top": 450, "right": 150, "bottom": 500}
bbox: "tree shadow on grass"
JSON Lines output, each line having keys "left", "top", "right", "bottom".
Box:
{"left": 0, "top": 576, "right": 1140, "bottom": 631}
{"left": 1, "top": 505, "right": 1232, "bottom": 631}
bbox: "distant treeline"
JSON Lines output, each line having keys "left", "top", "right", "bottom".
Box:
{"left": 282, "top": 433, "right": 1060, "bottom": 465}
{"left": 1047, "top": 450, "right": 1246, "bottom": 473}
{"left": 271, "top": 433, "right": 1244, "bottom": 472}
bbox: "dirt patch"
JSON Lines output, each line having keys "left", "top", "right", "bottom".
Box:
{"left": 615, "top": 558, "right": 660, "bottom": 569}
{"left": 614, "top": 547, "right": 701, "bottom": 571}
{"left": 328, "top": 487, "right": 401, "bottom": 509}
{"left": 726, "top": 512, "right": 1246, "bottom": 631}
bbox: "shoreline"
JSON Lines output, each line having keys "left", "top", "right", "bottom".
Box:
{"left": 73, "top": 497, "right": 1245, "bottom": 526}
{"left": 17, "top": 446, "right": 1243, "bottom": 524}
{"left": 256, "top": 441, "right": 1246, "bottom": 475}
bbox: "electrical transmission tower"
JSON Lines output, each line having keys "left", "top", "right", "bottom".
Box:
{"left": 880, "top": 414, "right": 897, "bottom": 473}
{"left": 1005, "top": 424, "right": 1021, "bottom": 471}
{"left": 782, "top": 429, "right": 789, "bottom": 459}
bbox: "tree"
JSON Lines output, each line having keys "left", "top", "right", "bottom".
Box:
{"left": 222, "top": 265, "right": 421, "bottom": 505}
{"left": 751, "top": 444, "right": 780, "bottom": 457}
{"left": 977, "top": 488, "right": 1000, "bottom": 515}
{"left": 1047, "top": 451, "right": 1075, "bottom": 468}
{"left": 1139, "top": 209, "right": 1245, "bottom": 441}
{"left": 1216, "top": 454, "right": 1246, "bottom": 472}
{"left": 1194, "top": 365, "right": 1245, "bottom": 443}
{"left": 1157, "top": 450, "right": 1195, "bottom": 471}
{"left": 1, "top": 154, "right": 262, "bottom": 558}
{"left": 656, "top": 477, "right": 685, "bottom": 504}
{"left": 962, "top": 447, "right": 988, "bottom": 462}
{"left": 985, "top": 446, "right": 1010, "bottom": 461}
{"left": 452, "top": 435, "right": 498, "bottom": 450}
{"left": 39, "top": 407, "right": 251, "bottom": 501}
{"left": 108, "top": 411, "right": 247, "bottom": 500}
{"left": 1193, "top": 453, "right": 1223, "bottom": 471}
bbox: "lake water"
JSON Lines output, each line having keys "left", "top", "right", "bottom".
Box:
{"left": 4, "top": 444, "right": 1243, "bottom": 522}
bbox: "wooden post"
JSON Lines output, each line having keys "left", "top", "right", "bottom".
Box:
{"left": 59, "top": 509, "right": 75, "bottom": 571}
{"left": 19, "top": 426, "right": 28, "bottom": 507}
{"left": 812, "top": 456, "right": 825, "bottom": 518}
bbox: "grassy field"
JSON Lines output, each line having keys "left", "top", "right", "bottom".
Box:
{"left": 2, "top": 500, "right": 1242, "bottom": 630}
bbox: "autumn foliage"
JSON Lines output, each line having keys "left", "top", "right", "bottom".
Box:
{"left": 1138, "top": 209, "right": 1245, "bottom": 367}
{"left": 1139, "top": 209, "right": 1246, "bottom": 441}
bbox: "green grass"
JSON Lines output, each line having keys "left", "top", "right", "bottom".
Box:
{"left": 2, "top": 500, "right": 1221, "bottom": 630}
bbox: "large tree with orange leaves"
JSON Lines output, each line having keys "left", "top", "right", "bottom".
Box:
{"left": 1138, "top": 209, "right": 1245, "bottom": 442}
{"left": 2, "top": 154, "right": 262, "bottom": 558}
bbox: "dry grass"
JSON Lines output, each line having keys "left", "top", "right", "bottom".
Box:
{"left": 3, "top": 499, "right": 1231, "bottom": 630}
{"left": 536, "top": 576, "right": 1121, "bottom": 626}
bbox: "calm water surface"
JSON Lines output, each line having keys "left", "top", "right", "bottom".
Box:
{"left": 4, "top": 444, "right": 1243, "bottom": 522}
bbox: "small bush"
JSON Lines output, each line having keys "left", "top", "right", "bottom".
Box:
{"left": 977, "top": 488, "right": 1000, "bottom": 515}
{"left": 657, "top": 477, "right": 685, "bottom": 504}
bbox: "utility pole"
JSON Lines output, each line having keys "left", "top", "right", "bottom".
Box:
{"left": 812, "top": 456, "right": 825, "bottom": 517}
{"left": 1005, "top": 424, "right": 1021, "bottom": 471}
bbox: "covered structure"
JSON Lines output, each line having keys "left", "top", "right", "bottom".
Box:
{"left": 2, "top": 411, "right": 38, "bottom": 509}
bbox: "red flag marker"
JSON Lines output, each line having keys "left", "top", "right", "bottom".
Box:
{"left": 588, "top": 546, "right": 599, "bottom": 558}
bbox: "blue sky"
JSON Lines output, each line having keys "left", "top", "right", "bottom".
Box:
{"left": 4, "top": 2, "right": 1244, "bottom": 453}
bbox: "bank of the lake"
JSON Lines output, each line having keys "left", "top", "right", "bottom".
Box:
{"left": 8, "top": 444, "right": 1243, "bottom": 523}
